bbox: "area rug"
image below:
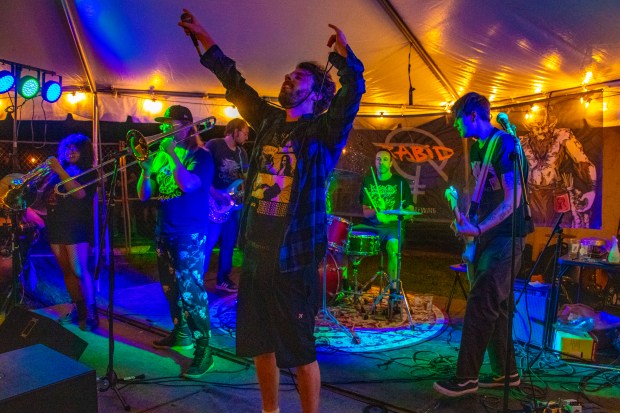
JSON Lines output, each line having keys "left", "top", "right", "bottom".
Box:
{"left": 209, "top": 286, "right": 447, "bottom": 354}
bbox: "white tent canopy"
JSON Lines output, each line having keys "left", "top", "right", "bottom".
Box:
{"left": 2, "top": 0, "right": 620, "bottom": 125}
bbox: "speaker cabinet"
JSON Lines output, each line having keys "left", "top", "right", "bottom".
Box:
{"left": 513, "top": 280, "right": 551, "bottom": 347}
{"left": 0, "top": 306, "right": 87, "bottom": 360}
{"left": 0, "top": 344, "right": 97, "bottom": 412}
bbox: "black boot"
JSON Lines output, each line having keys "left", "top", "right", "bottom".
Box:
{"left": 79, "top": 303, "right": 99, "bottom": 331}
{"left": 183, "top": 338, "right": 215, "bottom": 379}
{"left": 153, "top": 324, "right": 194, "bottom": 350}
{"left": 76, "top": 300, "right": 88, "bottom": 330}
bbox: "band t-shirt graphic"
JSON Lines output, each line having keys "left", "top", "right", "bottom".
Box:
{"left": 153, "top": 148, "right": 213, "bottom": 236}
{"left": 246, "top": 125, "right": 298, "bottom": 244}
{"left": 206, "top": 138, "right": 248, "bottom": 190}
{"left": 360, "top": 174, "right": 413, "bottom": 228}
{"left": 156, "top": 165, "right": 183, "bottom": 201}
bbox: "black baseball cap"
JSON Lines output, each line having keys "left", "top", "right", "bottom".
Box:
{"left": 154, "top": 105, "right": 193, "bottom": 123}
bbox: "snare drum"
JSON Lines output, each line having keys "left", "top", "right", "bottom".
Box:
{"left": 346, "top": 230, "right": 380, "bottom": 256}
{"left": 318, "top": 251, "right": 342, "bottom": 303}
{"left": 326, "top": 215, "right": 352, "bottom": 252}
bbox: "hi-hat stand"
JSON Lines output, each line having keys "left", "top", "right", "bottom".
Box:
{"left": 370, "top": 210, "right": 415, "bottom": 329}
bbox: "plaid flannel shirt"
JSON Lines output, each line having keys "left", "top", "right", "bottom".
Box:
{"left": 201, "top": 45, "right": 365, "bottom": 272}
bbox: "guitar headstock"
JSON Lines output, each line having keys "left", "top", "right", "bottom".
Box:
{"left": 444, "top": 186, "right": 459, "bottom": 211}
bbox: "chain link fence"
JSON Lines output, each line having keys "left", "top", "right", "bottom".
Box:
{"left": 1, "top": 140, "right": 155, "bottom": 252}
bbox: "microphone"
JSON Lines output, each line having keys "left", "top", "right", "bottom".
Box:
{"left": 496, "top": 112, "right": 516, "bottom": 136}
{"left": 181, "top": 12, "right": 202, "bottom": 57}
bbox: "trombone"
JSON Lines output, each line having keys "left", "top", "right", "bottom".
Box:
{"left": 54, "top": 116, "right": 216, "bottom": 196}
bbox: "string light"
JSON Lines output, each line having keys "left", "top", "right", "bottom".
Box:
{"left": 584, "top": 98, "right": 591, "bottom": 109}
{"left": 143, "top": 98, "right": 162, "bottom": 114}
{"left": 66, "top": 91, "right": 86, "bottom": 104}
{"left": 224, "top": 105, "right": 240, "bottom": 118}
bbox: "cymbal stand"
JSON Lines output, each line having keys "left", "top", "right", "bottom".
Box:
{"left": 359, "top": 252, "right": 389, "bottom": 294}
{"left": 316, "top": 252, "right": 360, "bottom": 344}
{"left": 370, "top": 215, "right": 415, "bottom": 329}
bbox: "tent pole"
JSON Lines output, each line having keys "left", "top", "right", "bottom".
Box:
{"left": 60, "top": 0, "right": 103, "bottom": 262}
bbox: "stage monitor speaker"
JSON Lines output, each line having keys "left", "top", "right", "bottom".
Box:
{"left": 0, "top": 306, "right": 87, "bottom": 360}
{"left": 0, "top": 344, "right": 97, "bottom": 413}
{"left": 513, "top": 279, "right": 551, "bottom": 348}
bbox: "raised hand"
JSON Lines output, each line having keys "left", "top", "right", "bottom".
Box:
{"left": 178, "top": 9, "right": 216, "bottom": 50}
{"left": 327, "top": 24, "right": 348, "bottom": 57}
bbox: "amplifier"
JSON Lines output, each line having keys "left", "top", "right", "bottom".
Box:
{"left": 513, "top": 279, "right": 551, "bottom": 348}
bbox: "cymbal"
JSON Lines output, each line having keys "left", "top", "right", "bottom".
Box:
{"left": 382, "top": 209, "right": 421, "bottom": 216}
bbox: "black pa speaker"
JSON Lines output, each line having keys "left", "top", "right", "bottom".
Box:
{"left": 0, "top": 344, "right": 97, "bottom": 413}
{"left": 513, "top": 280, "right": 551, "bottom": 348}
{"left": 0, "top": 306, "right": 88, "bottom": 360}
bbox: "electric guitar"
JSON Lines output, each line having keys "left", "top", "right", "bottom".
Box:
{"left": 207, "top": 179, "right": 244, "bottom": 224}
{"left": 445, "top": 186, "right": 476, "bottom": 279}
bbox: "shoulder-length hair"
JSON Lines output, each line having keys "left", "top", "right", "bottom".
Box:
{"left": 57, "top": 133, "right": 94, "bottom": 170}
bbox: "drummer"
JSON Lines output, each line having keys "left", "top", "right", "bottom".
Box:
{"left": 358, "top": 149, "right": 414, "bottom": 300}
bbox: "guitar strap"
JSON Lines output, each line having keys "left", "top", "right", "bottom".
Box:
{"left": 471, "top": 130, "right": 502, "bottom": 206}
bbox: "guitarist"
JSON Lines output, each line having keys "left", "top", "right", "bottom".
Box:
{"left": 203, "top": 118, "right": 249, "bottom": 292}
{"left": 434, "top": 92, "right": 532, "bottom": 397}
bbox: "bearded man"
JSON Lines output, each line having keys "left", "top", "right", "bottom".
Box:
{"left": 180, "top": 9, "right": 365, "bottom": 413}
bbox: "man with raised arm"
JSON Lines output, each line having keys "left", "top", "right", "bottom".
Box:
{"left": 180, "top": 10, "right": 365, "bottom": 413}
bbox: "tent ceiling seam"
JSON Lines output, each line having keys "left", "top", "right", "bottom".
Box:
{"left": 375, "top": 0, "right": 458, "bottom": 100}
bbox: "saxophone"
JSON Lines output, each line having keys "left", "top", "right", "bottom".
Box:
{"left": 1, "top": 161, "right": 51, "bottom": 211}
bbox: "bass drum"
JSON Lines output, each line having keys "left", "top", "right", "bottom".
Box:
{"left": 317, "top": 251, "right": 343, "bottom": 303}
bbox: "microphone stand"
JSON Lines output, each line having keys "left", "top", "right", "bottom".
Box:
{"left": 94, "top": 158, "right": 141, "bottom": 411}
{"left": 501, "top": 130, "right": 530, "bottom": 413}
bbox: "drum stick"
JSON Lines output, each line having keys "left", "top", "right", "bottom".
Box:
{"left": 370, "top": 167, "right": 384, "bottom": 209}
{"left": 363, "top": 187, "right": 379, "bottom": 211}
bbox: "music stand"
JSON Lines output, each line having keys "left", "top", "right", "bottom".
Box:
{"left": 369, "top": 208, "right": 418, "bottom": 329}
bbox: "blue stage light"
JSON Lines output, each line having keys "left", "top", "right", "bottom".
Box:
{"left": 0, "top": 70, "right": 15, "bottom": 94}
{"left": 42, "top": 80, "right": 62, "bottom": 103}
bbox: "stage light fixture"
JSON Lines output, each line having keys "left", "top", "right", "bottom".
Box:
{"left": 42, "top": 75, "right": 62, "bottom": 103}
{"left": 17, "top": 75, "right": 40, "bottom": 99}
{"left": 0, "top": 70, "right": 15, "bottom": 93}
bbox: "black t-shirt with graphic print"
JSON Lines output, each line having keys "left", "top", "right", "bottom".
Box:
{"left": 469, "top": 129, "right": 530, "bottom": 238}
{"left": 360, "top": 173, "right": 414, "bottom": 228}
{"left": 205, "top": 138, "right": 248, "bottom": 190}
{"left": 245, "top": 122, "right": 298, "bottom": 245}
{"left": 155, "top": 147, "right": 214, "bottom": 236}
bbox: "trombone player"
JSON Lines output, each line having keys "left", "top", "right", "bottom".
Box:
{"left": 137, "top": 105, "right": 216, "bottom": 379}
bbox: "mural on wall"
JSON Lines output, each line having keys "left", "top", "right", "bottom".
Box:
{"left": 514, "top": 97, "right": 601, "bottom": 229}
{"left": 334, "top": 93, "right": 602, "bottom": 229}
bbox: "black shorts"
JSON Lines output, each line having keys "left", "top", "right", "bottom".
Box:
{"left": 236, "top": 245, "right": 319, "bottom": 368}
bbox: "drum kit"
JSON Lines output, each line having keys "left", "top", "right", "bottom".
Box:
{"left": 317, "top": 207, "right": 421, "bottom": 342}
